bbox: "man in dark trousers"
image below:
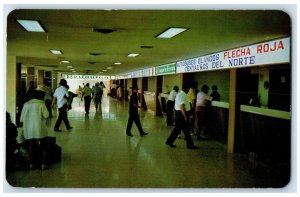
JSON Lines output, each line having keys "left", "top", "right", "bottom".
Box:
{"left": 165, "top": 84, "right": 198, "bottom": 149}
{"left": 126, "top": 86, "right": 148, "bottom": 137}
{"left": 52, "top": 79, "right": 72, "bottom": 132}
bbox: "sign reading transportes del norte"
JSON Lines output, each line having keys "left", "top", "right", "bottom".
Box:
{"left": 176, "top": 37, "right": 290, "bottom": 73}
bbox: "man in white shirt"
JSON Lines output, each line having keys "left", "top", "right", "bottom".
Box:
{"left": 165, "top": 84, "right": 198, "bottom": 149}
{"left": 166, "top": 86, "right": 179, "bottom": 126}
{"left": 195, "top": 84, "right": 213, "bottom": 139}
{"left": 52, "top": 79, "right": 72, "bottom": 132}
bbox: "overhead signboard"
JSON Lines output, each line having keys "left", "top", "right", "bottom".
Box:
{"left": 156, "top": 63, "right": 176, "bottom": 75}
{"left": 176, "top": 37, "right": 290, "bottom": 73}
{"left": 62, "top": 74, "right": 111, "bottom": 80}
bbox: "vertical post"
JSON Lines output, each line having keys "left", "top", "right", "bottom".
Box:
{"left": 27, "top": 67, "right": 35, "bottom": 87}
{"left": 37, "top": 70, "right": 44, "bottom": 85}
{"left": 139, "top": 77, "right": 143, "bottom": 109}
{"left": 227, "top": 69, "right": 237, "bottom": 153}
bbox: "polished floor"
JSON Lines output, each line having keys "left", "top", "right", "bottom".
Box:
{"left": 6, "top": 96, "right": 290, "bottom": 190}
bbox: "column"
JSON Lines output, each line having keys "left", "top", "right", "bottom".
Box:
{"left": 227, "top": 69, "right": 237, "bottom": 153}
{"left": 6, "top": 56, "right": 17, "bottom": 124}
{"left": 37, "top": 69, "right": 44, "bottom": 85}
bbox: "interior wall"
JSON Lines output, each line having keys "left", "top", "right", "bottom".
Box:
{"left": 192, "top": 70, "right": 230, "bottom": 102}
{"left": 148, "top": 77, "right": 156, "bottom": 92}
{"left": 163, "top": 74, "right": 181, "bottom": 93}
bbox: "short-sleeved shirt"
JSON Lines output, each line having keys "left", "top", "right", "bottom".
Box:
{"left": 168, "top": 90, "right": 177, "bottom": 101}
{"left": 187, "top": 88, "right": 196, "bottom": 104}
{"left": 53, "top": 86, "right": 69, "bottom": 108}
{"left": 174, "top": 90, "right": 190, "bottom": 111}
{"left": 196, "top": 91, "right": 213, "bottom": 107}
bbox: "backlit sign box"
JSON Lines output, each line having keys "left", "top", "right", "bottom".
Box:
{"left": 176, "top": 37, "right": 290, "bottom": 73}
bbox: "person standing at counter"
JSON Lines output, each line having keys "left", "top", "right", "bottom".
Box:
{"left": 187, "top": 83, "right": 197, "bottom": 129}
{"left": 210, "top": 85, "right": 220, "bottom": 101}
{"left": 126, "top": 86, "right": 148, "bottom": 137}
{"left": 166, "top": 86, "right": 179, "bottom": 126}
{"left": 165, "top": 84, "right": 198, "bottom": 149}
{"left": 195, "top": 84, "right": 213, "bottom": 139}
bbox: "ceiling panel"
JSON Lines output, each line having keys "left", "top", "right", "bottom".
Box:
{"left": 7, "top": 9, "right": 291, "bottom": 75}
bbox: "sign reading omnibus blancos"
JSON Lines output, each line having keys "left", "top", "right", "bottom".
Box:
{"left": 176, "top": 37, "right": 290, "bottom": 73}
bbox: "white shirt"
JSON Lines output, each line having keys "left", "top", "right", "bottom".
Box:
{"left": 174, "top": 90, "right": 190, "bottom": 111}
{"left": 196, "top": 91, "right": 213, "bottom": 107}
{"left": 168, "top": 90, "right": 177, "bottom": 101}
{"left": 53, "top": 86, "right": 69, "bottom": 108}
{"left": 20, "top": 99, "right": 49, "bottom": 139}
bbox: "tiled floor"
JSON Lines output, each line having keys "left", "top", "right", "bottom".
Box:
{"left": 6, "top": 96, "right": 290, "bottom": 190}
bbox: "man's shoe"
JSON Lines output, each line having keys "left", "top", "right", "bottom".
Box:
{"left": 140, "top": 132, "right": 148, "bottom": 136}
{"left": 165, "top": 142, "right": 176, "bottom": 148}
{"left": 67, "top": 127, "right": 73, "bottom": 131}
{"left": 126, "top": 132, "right": 133, "bottom": 137}
{"left": 54, "top": 128, "right": 62, "bottom": 132}
{"left": 187, "top": 146, "right": 199, "bottom": 149}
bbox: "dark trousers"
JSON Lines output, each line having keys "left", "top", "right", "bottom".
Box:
{"left": 126, "top": 113, "right": 144, "bottom": 135}
{"left": 84, "top": 96, "right": 92, "bottom": 113}
{"left": 45, "top": 99, "right": 52, "bottom": 117}
{"left": 54, "top": 104, "right": 71, "bottom": 129}
{"left": 166, "top": 100, "right": 175, "bottom": 125}
{"left": 166, "top": 110, "right": 195, "bottom": 147}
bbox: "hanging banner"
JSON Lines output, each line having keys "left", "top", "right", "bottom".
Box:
{"left": 156, "top": 63, "right": 176, "bottom": 75}
{"left": 176, "top": 37, "right": 290, "bottom": 73}
{"left": 62, "top": 74, "right": 111, "bottom": 80}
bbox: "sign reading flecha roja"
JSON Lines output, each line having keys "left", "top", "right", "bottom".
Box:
{"left": 176, "top": 37, "right": 290, "bottom": 73}
{"left": 62, "top": 74, "right": 111, "bottom": 80}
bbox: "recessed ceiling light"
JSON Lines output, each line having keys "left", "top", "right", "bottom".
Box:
{"left": 61, "top": 60, "right": 70, "bottom": 63}
{"left": 127, "top": 53, "right": 140, "bottom": 57}
{"left": 114, "top": 62, "right": 122, "bottom": 65}
{"left": 89, "top": 52, "right": 101, "bottom": 56}
{"left": 93, "top": 28, "right": 116, "bottom": 34}
{"left": 70, "top": 68, "right": 75, "bottom": 70}
{"left": 67, "top": 65, "right": 73, "bottom": 68}
{"left": 102, "top": 70, "right": 107, "bottom": 72}
{"left": 107, "top": 67, "right": 112, "bottom": 69}
{"left": 49, "top": 49, "right": 63, "bottom": 55}
{"left": 17, "top": 19, "right": 46, "bottom": 32}
{"left": 156, "top": 27, "right": 188, "bottom": 38}
{"left": 140, "top": 46, "right": 153, "bottom": 49}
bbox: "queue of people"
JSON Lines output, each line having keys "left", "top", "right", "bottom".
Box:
{"left": 165, "top": 83, "right": 221, "bottom": 144}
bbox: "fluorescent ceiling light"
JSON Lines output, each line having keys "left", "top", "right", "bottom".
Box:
{"left": 99, "top": 72, "right": 103, "bottom": 74}
{"left": 102, "top": 70, "right": 107, "bottom": 72}
{"left": 67, "top": 65, "right": 73, "bottom": 68}
{"left": 61, "top": 60, "right": 70, "bottom": 63}
{"left": 127, "top": 53, "right": 140, "bottom": 57}
{"left": 156, "top": 27, "right": 188, "bottom": 38}
{"left": 17, "top": 19, "right": 46, "bottom": 32}
{"left": 107, "top": 67, "right": 112, "bottom": 69}
{"left": 49, "top": 50, "right": 62, "bottom": 55}
{"left": 114, "top": 62, "right": 122, "bottom": 65}
{"left": 72, "top": 71, "right": 76, "bottom": 73}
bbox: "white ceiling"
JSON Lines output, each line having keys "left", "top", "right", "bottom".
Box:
{"left": 6, "top": 9, "right": 291, "bottom": 75}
